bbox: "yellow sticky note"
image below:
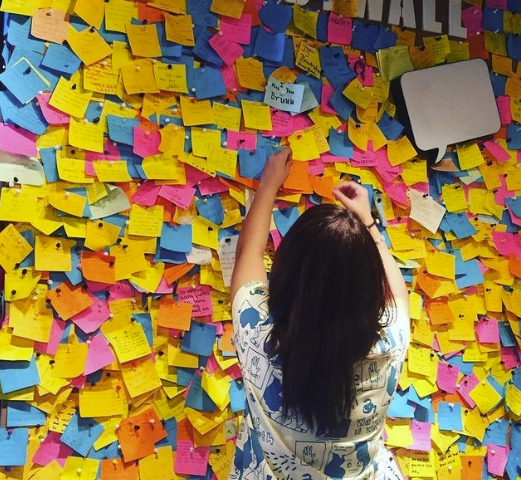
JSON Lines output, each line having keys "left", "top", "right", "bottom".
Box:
{"left": 192, "top": 216, "right": 219, "bottom": 250}
{"left": 107, "top": 322, "right": 151, "bottom": 363}
{"left": 139, "top": 446, "right": 175, "bottom": 480}
{"left": 457, "top": 143, "right": 484, "bottom": 170}
{"left": 105, "top": 0, "right": 137, "bottom": 32}
{"left": 85, "top": 219, "right": 121, "bottom": 251}
{"left": 425, "top": 250, "right": 456, "bottom": 279}
{"left": 347, "top": 117, "right": 370, "bottom": 151}
{"left": 69, "top": 118, "right": 104, "bottom": 153}
{"left": 469, "top": 379, "right": 503, "bottom": 414}
{"left": 67, "top": 25, "right": 112, "bottom": 66}
{"left": 0, "top": 327, "right": 33, "bottom": 361}
{"left": 153, "top": 62, "right": 188, "bottom": 92}
{"left": 387, "top": 135, "right": 417, "bottom": 166}
{"left": 121, "top": 60, "right": 159, "bottom": 95}
{"left": 56, "top": 157, "right": 94, "bottom": 184}
{"left": 384, "top": 418, "right": 413, "bottom": 448}
{"left": 293, "top": 4, "right": 318, "bottom": 38}
{"left": 207, "top": 145, "right": 238, "bottom": 177}
{"left": 62, "top": 457, "right": 99, "bottom": 480}
{"left": 83, "top": 58, "right": 118, "bottom": 95}
{"left": 0, "top": 0, "right": 41, "bottom": 15}
{"left": 423, "top": 34, "right": 451, "bottom": 64}
{"left": 10, "top": 293, "right": 52, "bottom": 343}
{"left": 129, "top": 204, "right": 164, "bottom": 237}
{"left": 180, "top": 96, "right": 214, "bottom": 126}
{"left": 0, "top": 224, "right": 33, "bottom": 272}
{"left": 401, "top": 159, "right": 427, "bottom": 186}
{"left": 5, "top": 267, "right": 41, "bottom": 302}
{"left": 74, "top": 0, "right": 104, "bottom": 29}
{"left": 441, "top": 184, "right": 467, "bottom": 212}
{"left": 31, "top": 461, "right": 63, "bottom": 480}
{"left": 213, "top": 102, "right": 242, "bottom": 132}
{"left": 191, "top": 127, "right": 221, "bottom": 157}
{"left": 0, "top": 187, "right": 39, "bottom": 223}
{"left": 130, "top": 261, "right": 164, "bottom": 292}
{"left": 159, "top": 124, "right": 186, "bottom": 155}
{"left": 343, "top": 78, "right": 375, "bottom": 109}
{"left": 164, "top": 13, "right": 195, "bottom": 46}
{"left": 241, "top": 100, "right": 272, "bottom": 131}
{"left": 93, "top": 160, "right": 132, "bottom": 182}
{"left": 49, "top": 76, "right": 93, "bottom": 118}
{"left": 34, "top": 235, "right": 73, "bottom": 272}
{"left": 142, "top": 154, "right": 183, "bottom": 180}
{"left": 52, "top": 342, "right": 89, "bottom": 378}
{"left": 288, "top": 129, "right": 320, "bottom": 161}
{"left": 295, "top": 41, "right": 321, "bottom": 78}
{"left": 210, "top": 0, "right": 244, "bottom": 18}
{"left": 409, "top": 450, "right": 435, "bottom": 478}
{"left": 121, "top": 356, "right": 162, "bottom": 398}
{"left": 126, "top": 23, "right": 162, "bottom": 57}
{"left": 236, "top": 56, "right": 267, "bottom": 91}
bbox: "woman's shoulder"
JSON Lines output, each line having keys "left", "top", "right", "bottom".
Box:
{"left": 232, "top": 280, "right": 270, "bottom": 328}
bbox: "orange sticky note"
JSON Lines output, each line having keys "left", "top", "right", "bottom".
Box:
{"left": 47, "top": 282, "right": 93, "bottom": 320}
{"left": 164, "top": 263, "right": 194, "bottom": 284}
{"left": 157, "top": 298, "right": 193, "bottom": 330}
{"left": 81, "top": 251, "right": 117, "bottom": 284}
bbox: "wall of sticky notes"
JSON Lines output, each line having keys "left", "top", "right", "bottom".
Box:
{"left": 0, "top": 0, "right": 520, "bottom": 479}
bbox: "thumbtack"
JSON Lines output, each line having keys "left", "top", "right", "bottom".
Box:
{"left": 149, "top": 419, "right": 155, "bottom": 424}
{"left": 154, "top": 448, "right": 159, "bottom": 454}
{"left": 191, "top": 87, "right": 196, "bottom": 93}
{"left": 7, "top": 429, "right": 13, "bottom": 435}
{"left": 491, "top": 449, "right": 496, "bottom": 455}
{"left": 449, "top": 403, "right": 454, "bottom": 409}
{"left": 76, "top": 468, "right": 82, "bottom": 474}
{"left": 112, "top": 460, "right": 118, "bottom": 466}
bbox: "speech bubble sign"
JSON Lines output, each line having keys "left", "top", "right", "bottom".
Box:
{"left": 399, "top": 59, "right": 500, "bottom": 163}
{"left": 0, "top": 150, "right": 45, "bottom": 186}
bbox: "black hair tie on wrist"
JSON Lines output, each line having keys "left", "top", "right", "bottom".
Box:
{"left": 365, "top": 220, "right": 376, "bottom": 229}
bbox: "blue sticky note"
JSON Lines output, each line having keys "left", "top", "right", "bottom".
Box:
{"left": 229, "top": 380, "right": 246, "bottom": 413}
{"left": 0, "top": 428, "right": 29, "bottom": 466}
{"left": 64, "top": 246, "right": 83, "bottom": 285}
{"left": 184, "top": 372, "right": 216, "bottom": 412}
{"left": 446, "top": 355, "right": 473, "bottom": 376}
{"left": 319, "top": 46, "right": 350, "bottom": 81}
{"left": 193, "top": 29, "right": 223, "bottom": 67}
{"left": 328, "top": 128, "right": 353, "bottom": 158}
{"left": 238, "top": 147, "right": 268, "bottom": 179}
{"left": 87, "top": 441, "right": 119, "bottom": 460}
{"left": 177, "top": 367, "right": 196, "bottom": 387}
{"left": 445, "top": 213, "right": 477, "bottom": 239}
{"left": 387, "top": 390, "right": 415, "bottom": 418}
{"left": 507, "top": 124, "right": 521, "bottom": 150}
{"left": 41, "top": 43, "right": 81, "bottom": 74}
{"left": 296, "top": 74, "right": 323, "bottom": 103}
{"left": 506, "top": 197, "right": 521, "bottom": 217}
{"left": 254, "top": 28, "right": 285, "bottom": 63}
{"left": 156, "top": 23, "right": 182, "bottom": 58}
{"left": 155, "top": 248, "right": 186, "bottom": 264}
{"left": 490, "top": 72, "right": 506, "bottom": 96}
{"left": 107, "top": 115, "right": 140, "bottom": 146}
{"left": 61, "top": 413, "right": 104, "bottom": 457}
{"left": 0, "top": 60, "right": 49, "bottom": 104}
{"left": 186, "top": 0, "right": 218, "bottom": 28}
{"left": 351, "top": 20, "right": 379, "bottom": 53}
{"left": 373, "top": 26, "right": 397, "bottom": 50}
{"left": 499, "top": 321, "right": 517, "bottom": 347}
{"left": 0, "top": 356, "right": 40, "bottom": 394}
{"left": 242, "top": 26, "right": 260, "bottom": 59}
{"left": 509, "top": 34, "right": 521, "bottom": 61}
{"left": 316, "top": 11, "right": 328, "bottom": 42}
{"left": 132, "top": 313, "right": 153, "bottom": 346}
{"left": 196, "top": 195, "right": 224, "bottom": 225}
{"left": 273, "top": 207, "right": 300, "bottom": 237}
{"left": 0, "top": 91, "right": 48, "bottom": 135}
{"left": 98, "top": 18, "right": 127, "bottom": 44}
{"left": 157, "top": 417, "right": 177, "bottom": 449}
{"left": 454, "top": 253, "right": 484, "bottom": 289}
{"left": 378, "top": 112, "right": 403, "bottom": 140}
{"left": 181, "top": 321, "right": 217, "bottom": 356}
{"left": 7, "top": 402, "right": 46, "bottom": 428}
{"left": 438, "top": 402, "right": 463, "bottom": 431}
{"left": 482, "top": 418, "right": 509, "bottom": 447}
{"left": 259, "top": 1, "right": 293, "bottom": 33}
{"left": 506, "top": 447, "right": 521, "bottom": 480}
{"left": 482, "top": 7, "right": 504, "bottom": 33}
{"left": 281, "top": 36, "right": 295, "bottom": 69}
{"left": 6, "top": 15, "right": 45, "bottom": 53}
{"left": 160, "top": 224, "right": 192, "bottom": 253}
{"left": 18, "top": 230, "right": 35, "bottom": 268}
{"left": 193, "top": 66, "right": 226, "bottom": 100}
{"left": 328, "top": 87, "right": 355, "bottom": 121}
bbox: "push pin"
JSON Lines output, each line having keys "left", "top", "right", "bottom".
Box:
{"left": 149, "top": 419, "right": 155, "bottom": 425}
{"left": 76, "top": 468, "right": 82, "bottom": 475}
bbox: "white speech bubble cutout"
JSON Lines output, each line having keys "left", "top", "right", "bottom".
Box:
{"left": 400, "top": 58, "right": 501, "bottom": 163}
{"left": 0, "top": 150, "right": 45, "bottom": 186}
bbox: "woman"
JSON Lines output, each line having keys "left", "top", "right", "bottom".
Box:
{"left": 229, "top": 147, "right": 410, "bottom": 480}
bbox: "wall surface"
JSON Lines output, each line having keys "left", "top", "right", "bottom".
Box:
{"left": 0, "top": 0, "right": 520, "bottom": 480}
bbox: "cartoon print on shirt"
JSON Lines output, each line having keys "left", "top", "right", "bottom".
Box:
{"left": 295, "top": 441, "right": 327, "bottom": 469}
{"left": 324, "top": 443, "right": 371, "bottom": 479}
{"left": 383, "top": 364, "right": 398, "bottom": 405}
{"left": 246, "top": 347, "right": 270, "bottom": 390}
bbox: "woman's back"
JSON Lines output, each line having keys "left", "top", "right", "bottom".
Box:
{"left": 229, "top": 281, "right": 410, "bottom": 480}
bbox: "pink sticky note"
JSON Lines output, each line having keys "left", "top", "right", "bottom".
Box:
{"left": 220, "top": 14, "right": 252, "bottom": 45}
{"left": 36, "top": 93, "right": 69, "bottom": 125}
{"left": 33, "top": 431, "right": 73, "bottom": 467}
{"left": 270, "top": 228, "right": 282, "bottom": 249}
{"left": 348, "top": 56, "right": 374, "bottom": 87}
{"left": 292, "top": 114, "right": 314, "bottom": 131}
{"left": 487, "top": 444, "right": 508, "bottom": 477}
{"left": 483, "top": 140, "right": 511, "bottom": 162}
{"left": 352, "top": 146, "right": 380, "bottom": 167}
{"left": 437, "top": 362, "right": 459, "bottom": 394}
{"left": 85, "top": 140, "right": 120, "bottom": 161}
{"left": 225, "top": 362, "right": 242, "bottom": 380}
{"left": 410, "top": 421, "right": 431, "bottom": 452}
{"left": 264, "top": 110, "right": 295, "bottom": 138}
{"left": 71, "top": 294, "right": 110, "bottom": 334}
{"left": 108, "top": 281, "right": 139, "bottom": 301}
{"left": 70, "top": 375, "right": 87, "bottom": 388}
{"left": 382, "top": 181, "right": 409, "bottom": 207}
{"left": 185, "top": 165, "right": 211, "bottom": 187}
{"left": 492, "top": 231, "right": 521, "bottom": 257}
{"left": 461, "top": 7, "right": 483, "bottom": 36}
{"left": 197, "top": 177, "right": 228, "bottom": 196}
{"left": 375, "top": 164, "right": 403, "bottom": 184}
{"left": 208, "top": 34, "right": 244, "bottom": 66}
{"left": 476, "top": 318, "right": 500, "bottom": 344}
{"left": 177, "top": 285, "right": 213, "bottom": 317}
{"left": 496, "top": 96, "right": 511, "bottom": 125}
{"left": 0, "top": 124, "right": 37, "bottom": 156}
{"left": 133, "top": 127, "right": 161, "bottom": 158}
{"left": 132, "top": 181, "right": 161, "bottom": 207}
{"left": 174, "top": 440, "right": 210, "bottom": 476}
{"left": 321, "top": 154, "right": 349, "bottom": 163}
{"left": 321, "top": 84, "right": 337, "bottom": 114}
{"left": 501, "top": 346, "right": 521, "bottom": 369}
{"left": 84, "top": 332, "right": 115, "bottom": 375}
{"left": 308, "top": 158, "right": 324, "bottom": 175}
{"left": 220, "top": 64, "right": 243, "bottom": 93}
{"left": 227, "top": 131, "right": 257, "bottom": 150}
{"left": 456, "top": 372, "right": 479, "bottom": 408}
{"left": 486, "top": 0, "right": 507, "bottom": 8}
{"left": 158, "top": 185, "right": 196, "bottom": 209}
{"left": 154, "top": 276, "right": 174, "bottom": 294}
{"left": 327, "top": 13, "right": 352, "bottom": 45}
{"left": 35, "top": 319, "right": 66, "bottom": 356}
{"left": 205, "top": 355, "right": 220, "bottom": 374}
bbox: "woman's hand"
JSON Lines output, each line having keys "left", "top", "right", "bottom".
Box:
{"left": 260, "top": 146, "right": 293, "bottom": 192}
{"left": 332, "top": 181, "right": 374, "bottom": 226}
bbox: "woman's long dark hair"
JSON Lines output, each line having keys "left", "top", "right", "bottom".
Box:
{"left": 266, "top": 204, "right": 394, "bottom": 434}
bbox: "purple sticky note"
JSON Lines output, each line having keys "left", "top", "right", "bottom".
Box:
{"left": 410, "top": 420, "right": 431, "bottom": 451}
{"left": 461, "top": 7, "right": 484, "bottom": 36}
